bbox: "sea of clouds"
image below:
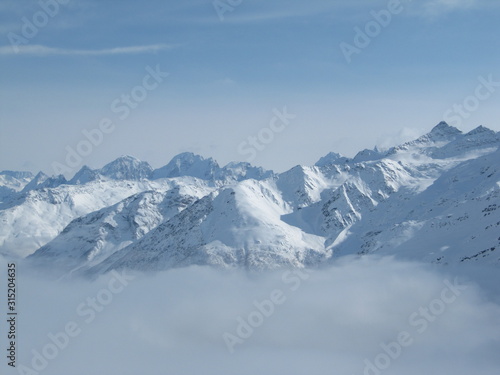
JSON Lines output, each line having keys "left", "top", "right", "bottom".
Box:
{"left": 1, "top": 255, "right": 499, "bottom": 375}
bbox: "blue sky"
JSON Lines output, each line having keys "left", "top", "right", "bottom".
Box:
{"left": 1, "top": 0, "right": 499, "bottom": 175}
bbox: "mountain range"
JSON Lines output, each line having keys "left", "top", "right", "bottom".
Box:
{"left": 1, "top": 122, "right": 499, "bottom": 276}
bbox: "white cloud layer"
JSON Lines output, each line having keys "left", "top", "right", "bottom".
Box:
{"left": 1, "top": 256, "right": 499, "bottom": 375}
{"left": 0, "top": 44, "right": 172, "bottom": 56}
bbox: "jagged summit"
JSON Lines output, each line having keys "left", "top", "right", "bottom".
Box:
{"left": 152, "top": 152, "right": 220, "bottom": 180}
{"left": 20, "top": 172, "right": 67, "bottom": 193}
{"left": 315, "top": 123, "right": 468, "bottom": 166}
{"left": 353, "top": 148, "right": 384, "bottom": 163}
{"left": 423, "top": 121, "right": 463, "bottom": 142}
{"left": 99, "top": 155, "right": 153, "bottom": 180}
{"left": 431, "top": 120, "right": 460, "bottom": 132}
{"left": 428, "top": 121, "right": 462, "bottom": 138}
{"left": 315, "top": 152, "right": 345, "bottom": 167}
{"left": 22, "top": 171, "right": 48, "bottom": 188}
{"left": 69, "top": 165, "right": 102, "bottom": 185}
{"left": 465, "top": 125, "right": 496, "bottom": 136}
{"left": 218, "top": 161, "right": 274, "bottom": 181}
{"left": 150, "top": 152, "right": 275, "bottom": 182}
{"left": 430, "top": 124, "right": 499, "bottom": 159}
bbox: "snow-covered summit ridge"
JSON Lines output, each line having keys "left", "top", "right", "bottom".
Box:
{"left": 99, "top": 155, "right": 153, "bottom": 180}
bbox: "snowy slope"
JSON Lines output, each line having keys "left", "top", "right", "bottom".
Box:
{"left": 90, "top": 179, "right": 328, "bottom": 274}
{"left": 333, "top": 148, "right": 500, "bottom": 264}
{"left": 28, "top": 178, "right": 213, "bottom": 274}
{"left": 276, "top": 165, "right": 333, "bottom": 208}
{"left": 0, "top": 179, "right": 175, "bottom": 258}
{"left": 282, "top": 158, "right": 417, "bottom": 242}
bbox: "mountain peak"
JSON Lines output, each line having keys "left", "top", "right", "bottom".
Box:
{"left": 152, "top": 152, "right": 220, "bottom": 180}
{"left": 69, "top": 165, "right": 103, "bottom": 185}
{"left": 99, "top": 156, "right": 153, "bottom": 180}
{"left": 465, "top": 125, "right": 495, "bottom": 136}
{"left": 171, "top": 152, "right": 208, "bottom": 165}
{"left": 21, "top": 172, "right": 67, "bottom": 193}
{"left": 117, "top": 155, "right": 139, "bottom": 161}
{"left": 353, "top": 148, "right": 384, "bottom": 163}
{"left": 219, "top": 162, "right": 274, "bottom": 181}
{"left": 315, "top": 152, "right": 345, "bottom": 167}
{"left": 429, "top": 121, "right": 462, "bottom": 138}
{"left": 174, "top": 151, "right": 198, "bottom": 158}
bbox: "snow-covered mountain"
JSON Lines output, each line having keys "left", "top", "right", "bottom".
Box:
{"left": 0, "top": 179, "right": 177, "bottom": 258}
{"left": 333, "top": 148, "right": 500, "bottom": 264}
{"left": 30, "top": 179, "right": 213, "bottom": 276}
{"left": 151, "top": 152, "right": 219, "bottom": 180}
{"left": 99, "top": 155, "right": 154, "bottom": 180}
{"left": 151, "top": 152, "right": 274, "bottom": 182}
{"left": 21, "top": 171, "right": 67, "bottom": 193}
{"left": 0, "top": 151, "right": 273, "bottom": 259}
{"left": 88, "top": 179, "right": 328, "bottom": 274}
{"left": 1, "top": 122, "right": 499, "bottom": 275}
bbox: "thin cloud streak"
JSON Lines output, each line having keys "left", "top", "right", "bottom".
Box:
{"left": 407, "top": 0, "right": 480, "bottom": 17}
{"left": 0, "top": 43, "right": 174, "bottom": 56}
